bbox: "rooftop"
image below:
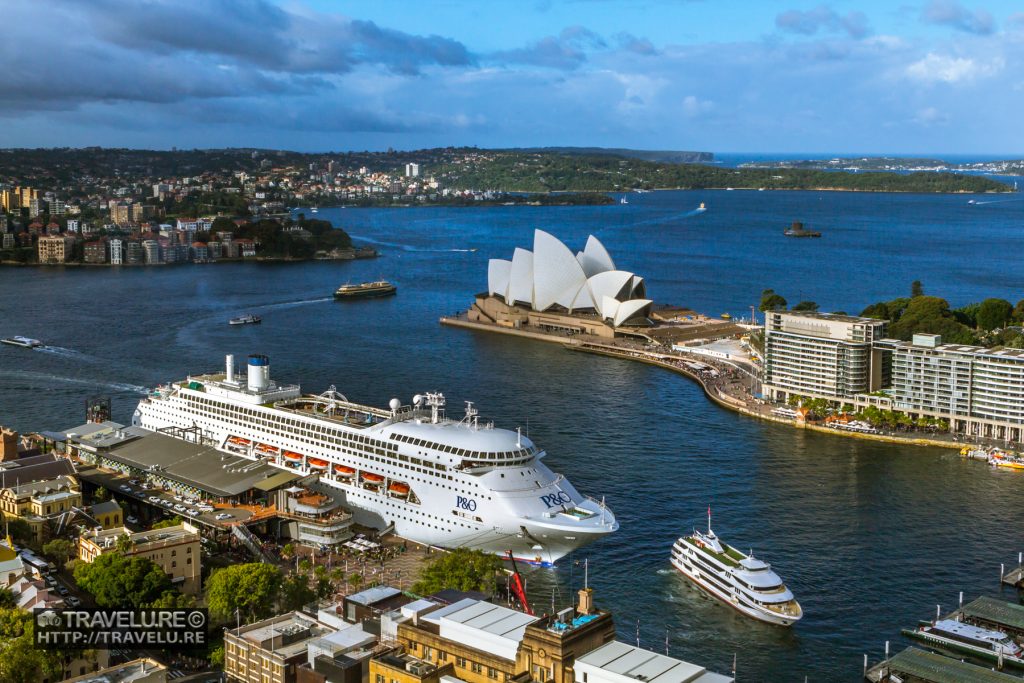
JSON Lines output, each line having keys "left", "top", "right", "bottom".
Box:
{"left": 347, "top": 585, "right": 402, "bottom": 606}
{"left": 99, "top": 431, "right": 296, "bottom": 498}
{"left": 882, "top": 646, "right": 1021, "bottom": 683}
{"left": 772, "top": 311, "right": 885, "bottom": 325}
{"left": 423, "top": 598, "right": 538, "bottom": 661}
{"left": 575, "top": 641, "right": 732, "bottom": 683}
{"left": 961, "top": 596, "right": 1024, "bottom": 632}
{"left": 59, "top": 657, "right": 167, "bottom": 683}
{"left": 232, "top": 612, "right": 331, "bottom": 659}
{"left": 0, "top": 453, "right": 75, "bottom": 488}
{"left": 84, "top": 523, "right": 198, "bottom": 550}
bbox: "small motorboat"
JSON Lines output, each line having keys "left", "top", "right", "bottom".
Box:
{"left": 229, "top": 314, "right": 261, "bottom": 326}
{"left": 1, "top": 336, "right": 42, "bottom": 348}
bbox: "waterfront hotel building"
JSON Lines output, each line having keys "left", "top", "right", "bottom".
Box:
{"left": 763, "top": 311, "right": 1024, "bottom": 441}
{"left": 762, "top": 311, "right": 889, "bottom": 402}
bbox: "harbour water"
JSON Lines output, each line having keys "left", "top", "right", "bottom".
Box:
{"left": 2, "top": 189, "right": 1024, "bottom": 679}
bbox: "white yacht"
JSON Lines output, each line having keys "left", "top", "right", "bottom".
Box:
{"left": 1, "top": 336, "right": 42, "bottom": 348}
{"left": 670, "top": 512, "right": 802, "bottom": 626}
{"left": 133, "top": 354, "right": 618, "bottom": 565}
{"left": 904, "top": 619, "right": 1023, "bottom": 663}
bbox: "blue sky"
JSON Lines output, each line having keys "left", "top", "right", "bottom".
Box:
{"left": 1, "top": 0, "right": 1021, "bottom": 154}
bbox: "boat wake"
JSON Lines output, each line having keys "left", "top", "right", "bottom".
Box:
{"left": 0, "top": 369, "right": 148, "bottom": 394}
{"left": 37, "top": 346, "right": 97, "bottom": 362}
{"left": 972, "top": 198, "right": 1024, "bottom": 206}
{"left": 349, "top": 234, "right": 475, "bottom": 253}
{"left": 252, "top": 296, "right": 333, "bottom": 312}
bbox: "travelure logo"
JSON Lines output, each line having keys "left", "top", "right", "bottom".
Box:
{"left": 456, "top": 495, "right": 477, "bottom": 511}
{"left": 540, "top": 491, "right": 573, "bottom": 508}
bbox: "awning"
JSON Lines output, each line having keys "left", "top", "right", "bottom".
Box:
{"left": 252, "top": 471, "right": 301, "bottom": 491}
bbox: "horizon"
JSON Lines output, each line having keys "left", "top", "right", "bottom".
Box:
{"left": 2, "top": 0, "right": 1021, "bottom": 154}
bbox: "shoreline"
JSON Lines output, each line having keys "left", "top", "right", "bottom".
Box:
{"left": 439, "top": 315, "right": 962, "bottom": 452}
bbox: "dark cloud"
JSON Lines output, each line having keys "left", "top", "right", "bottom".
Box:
{"left": 921, "top": 0, "right": 995, "bottom": 35}
{"left": 776, "top": 5, "right": 870, "bottom": 39}
{"left": 493, "top": 26, "right": 606, "bottom": 69}
{"left": 615, "top": 32, "right": 659, "bottom": 56}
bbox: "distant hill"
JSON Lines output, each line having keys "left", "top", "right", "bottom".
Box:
{"left": 510, "top": 147, "right": 714, "bottom": 164}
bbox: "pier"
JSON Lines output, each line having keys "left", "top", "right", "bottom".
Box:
{"left": 1001, "top": 555, "right": 1024, "bottom": 588}
{"left": 865, "top": 647, "right": 1021, "bottom": 683}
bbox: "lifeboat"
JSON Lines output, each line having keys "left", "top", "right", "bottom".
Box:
{"left": 307, "top": 458, "right": 328, "bottom": 470}
{"left": 255, "top": 443, "right": 279, "bottom": 454}
{"left": 228, "top": 436, "right": 250, "bottom": 445}
{"left": 283, "top": 451, "right": 302, "bottom": 461}
{"left": 388, "top": 482, "right": 410, "bottom": 496}
{"left": 333, "top": 464, "right": 355, "bottom": 476}
{"left": 361, "top": 472, "right": 385, "bottom": 484}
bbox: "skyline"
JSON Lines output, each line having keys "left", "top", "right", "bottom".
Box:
{"left": 1, "top": 0, "right": 1021, "bottom": 154}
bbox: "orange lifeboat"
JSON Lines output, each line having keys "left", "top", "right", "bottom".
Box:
{"left": 283, "top": 451, "right": 302, "bottom": 461}
{"left": 308, "top": 458, "right": 328, "bottom": 470}
{"left": 334, "top": 464, "right": 355, "bottom": 476}
{"left": 255, "top": 443, "right": 279, "bottom": 454}
{"left": 388, "top": 482, "right": 410, "bottom": 495}
{"left": 362, "top": 472, "right": 385, "bottom": 484}
{"left": 228, "top": 436, "right": 250, "bottom": 445}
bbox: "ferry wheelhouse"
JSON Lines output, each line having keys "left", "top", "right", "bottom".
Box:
{"left": 134, "top": 354, "right": 617, "bottom": 565}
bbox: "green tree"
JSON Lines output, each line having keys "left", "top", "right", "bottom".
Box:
{"left": 298, "top": 558, "right": 312, "bottom": 573}
{"left": 412, "top": 548, "right": 503, "bottom": 595}
{"left": 74, "top": 554, "right": 173, "bottom": 608}
{"left": 911, "top": 280, "right": 924, "bottom": 298}
{"left": 209, "top": 645, "right": 225, "bottom": 668}
{"left": 888, "top": 296, "right": 977, "bottom": 344}
{"left": 316, "top": 577, "right": 333, "bottom": 599}
{"left": 348, "top": 573, "right": 363, "bottom": 590}
{"left": 281, "top": 543, "right": 296, "bottom": 560}
{"left": 759, "top": 289, "right": 787, "bottom": 312}
{"left": 0, "top": 589, "right": 14, "bottom": 610}
{"left": 148, "top": 590, "right": 195, "bottom": 609}
{"left": 1, "top": 518, "right": 33, "bottom": 546}
{"left": 205, "top": 563, "right": 283, "bottom": 624}
{"left": 92, "top": 487, "right": 110, "bottom": 503}
{"left": 280, "top": 574, "right": 316, "bottom": 612}
{"left": 0, "top": 608, "right": 64, "bottom": 683}
{"left": 791, "top": 301, "right": 819, "bottom": 312}
{"left": 151, "top": 517, "right": 183, "bottom": 530}
{"left": 976, "top": 298, "right": 1014, "bottom": 331}
{"left": 1012, "top": 299, "right": 1024, "bottom": 323}
{"left": 41, "top": 539, "right": 74, "bottom": 567}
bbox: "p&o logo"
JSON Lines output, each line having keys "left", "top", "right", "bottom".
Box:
{"left": 540, "top": 491, "right": 573, "bottom": 509}
{"left": 456, "top": 495, "right": 477, "bottom": 512}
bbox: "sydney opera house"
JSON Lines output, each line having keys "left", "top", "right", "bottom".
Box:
{"left": 469, "top": 230, "right": 654, "bottom": 338}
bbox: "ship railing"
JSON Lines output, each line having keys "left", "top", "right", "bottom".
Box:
{"left": 490, "top": 474, "right": 567, "bottom": 493}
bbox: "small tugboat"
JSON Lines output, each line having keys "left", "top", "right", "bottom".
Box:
{"left": 334, "top": 280, "right": 397, "bottom": 300}
{"left": 228, "top": 314, "right": 261, "bottom": 326}
{"left": 670, "top": 509, "right": 802, "bottom": 626}
{"left": 784, "top": 221, "right": 822, "bottom": 238}
{"left": 0, "top": 336, "right": 42, "bottom": 348}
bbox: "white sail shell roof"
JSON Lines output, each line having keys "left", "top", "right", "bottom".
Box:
{"left": 508, "top": 248, "right": 534, "bottom": 305}
{"left": 533, "top": 229, "right": 587, "bottom": 311}
{"left": 485, "top": 229, "right": 651, "bottom": 326}
{"left": 577, "top": 235, "right": 616, "bottom": 277}
{"left": 488, "top": 259, "right": 512, "bottom": 299}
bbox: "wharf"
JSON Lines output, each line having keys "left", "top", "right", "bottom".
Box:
{"left": 951, "top": 596, "right": 1024, "bottom": 638}
{"left": 1003, "top": 564, "right": 1024, "bottom": 589}
{"left": 865, "top": 647, "right": 1021, "bottom": 683}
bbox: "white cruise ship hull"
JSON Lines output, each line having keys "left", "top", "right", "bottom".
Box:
{"left": 133, "top": 360, "right": 617, "bottom": 567}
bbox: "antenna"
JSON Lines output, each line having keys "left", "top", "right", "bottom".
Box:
{"left": 664, "top": 627, "right": 669, "bottom": 655}
{"left": 584, "top": 558, "right": 589, "bottom": 590}
{"left": 635, "top": 618, "right": 640, "bottom": 647}
{"left": 516, "top": 427, "right": 522, "bottom": 448}
{"left": 707, "top": 504, "right": 712, "bottom": 535}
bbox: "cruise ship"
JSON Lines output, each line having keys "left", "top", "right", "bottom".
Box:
{"left": 670, "top": 512, "right": 802, "bottom": 626}
{"left": 133, "top": 354, "right": 617, "bottom": 565}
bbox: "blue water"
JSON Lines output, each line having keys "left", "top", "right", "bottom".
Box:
{"left": 2, "top": 189, "right": 1024, "bottom": 680}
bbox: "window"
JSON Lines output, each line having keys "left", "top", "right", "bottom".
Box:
{"left": 376, "top": 675, "right": 385, "bottom": 683}
{"left": 456, "top": 657, "right": 467, "bottom": 668}
{"left": 488, "top": 668, "right": 498, "bottom": 679}
{"left": 471, "top": 662, "right": 482, "bottom": 674}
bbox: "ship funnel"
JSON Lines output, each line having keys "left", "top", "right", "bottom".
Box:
{"left": 247, "top": 354, "right": 270, "bottom": 390}
{"left": 225, "top": 354, "right": 235, "bottom": 383}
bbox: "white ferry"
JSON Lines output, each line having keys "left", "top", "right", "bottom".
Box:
{"left": 1, "top": 336, "right": 42, "bottom": 348}
{"left": 670, "top": 512, "right": 802, "bottom": 626}
{"left": 904, "top": 619, "right": 1024, "bottom": 665}
{"left": 134, "top": 354, "right": 618, "bottom": 565}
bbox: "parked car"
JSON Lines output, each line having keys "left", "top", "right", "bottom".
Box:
{"left": 119, "top": 485, "right": 132, "bottom": 493}
{"left": 173, "top": 504, "right": 185, "bottom": 512}
{"left": 186, "top": 508, "right": 199, "bottom": 516}
{"left": 56, "top": 586, "right": 69, "bottom": 596}
{"left": 126, "top": 515, "right": 138, "bottom": 525}
{"left": 65, "top": 596, "right": 81, "bottom": 607}
{"left": 214, "top": 513, "right": 233, "bottom": 521}
{"left": 148, "top": 496, "right": 160, "bottom": 503}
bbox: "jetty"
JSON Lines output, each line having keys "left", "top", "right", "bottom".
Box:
{"left": 865, "top": 647, "right": 1021, "bottom": 683}
{"left": 1002, "top": 556, "right": 1024, "bottom": 588}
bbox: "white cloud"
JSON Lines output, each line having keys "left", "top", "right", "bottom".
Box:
{"left": 905, "top": 52, "right": 1003, "bottom": 84}
{"left": 913, "top": 106, "right": 949, "bottom": 125}
{"left": 681, "top": 95, "right": 714, "bottom": 118}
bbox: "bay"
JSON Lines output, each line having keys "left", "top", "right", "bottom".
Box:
{"left": 2, "top": 188, "right": 1024, "bottom": 679}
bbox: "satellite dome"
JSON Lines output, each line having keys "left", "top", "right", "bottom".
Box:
{"left": 388, "top": 398, "right": 401, "bottom": 412}
{"left": 413, "top": 394, "right": 424, "bottom": 406}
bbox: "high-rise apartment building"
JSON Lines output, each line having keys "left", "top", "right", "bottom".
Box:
{"left": 762, "top": 311, "right": 888, "bottom": 402}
